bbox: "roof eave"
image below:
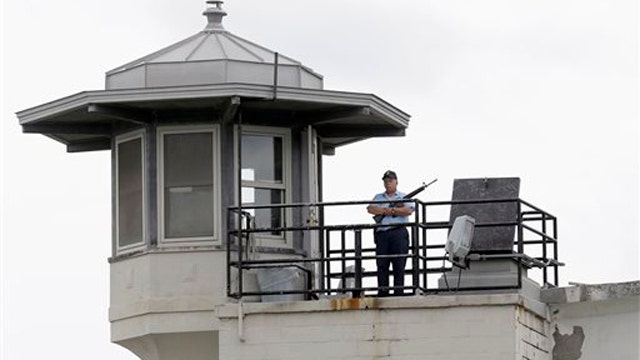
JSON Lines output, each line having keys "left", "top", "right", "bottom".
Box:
{"left": 17, "top": 83, "right": 411, "bottom": 153}
{"left": 17, "top": 83, "right": 410, "bottom": 127}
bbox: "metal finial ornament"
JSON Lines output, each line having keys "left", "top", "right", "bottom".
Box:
{"left": 207, "top": 0, "right": 224, "bottom": 9}
{"left": 203, "top": 0, "right": 227, "bottom": 31}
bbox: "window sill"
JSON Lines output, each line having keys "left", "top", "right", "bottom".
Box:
{"left": 109, "top": 244, "right": 225, "bottom": 263}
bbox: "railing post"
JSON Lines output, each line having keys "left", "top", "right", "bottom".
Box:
{"left": 412, "top": 200, "right": 419, "bottom": 295}
{"left": 318, "top": 204, "right": 326, "bottom": 293}
{"left": 340, "top": 230, "right": 346, "bottom": 292}
{"left": 421, "top": 201, "right": 428, "bottom": 291}
{"left": 542, "top": 212, "right": 548, "bottom": 285}
{"left": 325, "top": 229, "right": 331, "bottom": 295}
{"left": 516, "top": 200, "right": 523, "bottom": 289}
{"left": 553, "top": 217, "right": 559, "bottom": 286}
{"left": 226, "top": 209, "right": 232, "bottom": 297}
{"left": 354, "top": 229, "right": 362, "bottom": 298}
{"left": 237, "top": 212, "right": 244, "bottom": 299}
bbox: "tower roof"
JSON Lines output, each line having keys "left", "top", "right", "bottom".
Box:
{"left": 106, "top": 1, "right": 323, "bottom": 90}
{"left": 17, "top": 1, "right": 410, "bottom": 153}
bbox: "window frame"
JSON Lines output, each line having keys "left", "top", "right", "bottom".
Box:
{"left": 237, "top": 125, "right": 293, "bottom": 248}
{"left": 157, "top": 124, "right": 221, "bottom": 246}
{"left": 115, "top": 129, "right": 146, "bottom": 254}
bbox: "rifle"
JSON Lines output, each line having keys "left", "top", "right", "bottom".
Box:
{"left": 373, "top": 178, "right": 438, "bottom": 223}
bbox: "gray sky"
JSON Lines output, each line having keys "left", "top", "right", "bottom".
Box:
{"left": 1, "top": 0, "right": 638, "bottom": 359}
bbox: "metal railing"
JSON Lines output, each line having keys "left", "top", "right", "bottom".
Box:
{"left": 226, "top": 198, "right": 562, "bottom": 300}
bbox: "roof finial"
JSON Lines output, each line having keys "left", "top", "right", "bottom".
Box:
{"left": 203, "top": 0, "right": 227, "bottom": 31}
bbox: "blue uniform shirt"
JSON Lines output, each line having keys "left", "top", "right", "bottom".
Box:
{"left": 371, "top": 191, "right": 415, "bottom": 231}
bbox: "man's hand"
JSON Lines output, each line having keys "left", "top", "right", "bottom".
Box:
{"left": 367, "top": 205, "right": 388, "bottom": 216}
{"left": 391, "top": 204, "right": 413, "bottom": 216}
{"left": 367, "top": 204, "right": 413, "bottom": 216}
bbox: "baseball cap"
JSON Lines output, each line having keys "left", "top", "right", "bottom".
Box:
{"left": 382, "top": 170, "right": 397, "bottom": 180}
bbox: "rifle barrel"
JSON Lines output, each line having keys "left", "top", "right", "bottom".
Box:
{"left": 403, "top": 178, "right": 437, "bottom": 199}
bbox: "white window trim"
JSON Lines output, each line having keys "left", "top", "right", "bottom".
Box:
{"left": 237, "top": 125, "right": 293, "bottom": 248}
{"left": 157, "top": 124, "right": 221, "bottom": 246}
{"left": 115, "top": 129, "right": 146, "bottom": 254}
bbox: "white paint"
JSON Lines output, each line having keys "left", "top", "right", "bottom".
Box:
{"left": 110, "top": 250, "right": 226, "bottom": 342}
{"left": 217, "top": 296, "right": 551, "bottom": 360}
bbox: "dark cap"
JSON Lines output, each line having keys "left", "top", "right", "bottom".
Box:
{"left": 382, "top": 170, "right": 397, "bottom": 180}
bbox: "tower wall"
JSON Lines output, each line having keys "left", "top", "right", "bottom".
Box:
{"left": 109, "top": 250, "right": 226, "bottom": 359}
{"left": 217, "top": 294, "right": 552, "bottom": 360}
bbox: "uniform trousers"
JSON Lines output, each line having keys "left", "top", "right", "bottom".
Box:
{"left": 374, "top": 227, "right": 409, "bottom": 296}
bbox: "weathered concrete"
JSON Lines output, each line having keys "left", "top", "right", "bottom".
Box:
{"left": 109, "top": 249, "right": 226, "bottom": 359}
{"left": 438, "top": 259, "right": 543, "bottom": 301}
{"left": 542, "top": 281, "right": 640, "bottom": 360}
{"left": 107, "top": 248, "right": 638, "bottom": 360}
{"left": 117, "top": 331, "right": 219, "bottom": 360}
{"left": 217, "top": 294, "right": 551, "bottom": 360}
{"left": 541, "top": 281, "right": 640, "bottom": 304}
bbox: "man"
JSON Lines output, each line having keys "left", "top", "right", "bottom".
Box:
{"left": 367, "top": 170, "right": 415, "bottom": 297}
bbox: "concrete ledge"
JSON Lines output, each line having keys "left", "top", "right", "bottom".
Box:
{"left": 541, "top": 280, "right": 640, "bottom": 304}
{"left": 216, "top": 293, "right": 548, "bottom": 319}
{"left": 111, "top": 311, "right": 219, "bottom": 342}
{"left": 109, "top": 295, "right": 218, "bottom": 321}
{"left": 109, "top": 246, "right": 225, "bottom": 263}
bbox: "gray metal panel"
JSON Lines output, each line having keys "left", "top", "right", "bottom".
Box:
{"left": 274, "top": 66, "right": 301, "bottom": 88}
{"left": 108, "top": 60, "right": 321, "bottom": 90}
{"left": 217, "top": 33, "right": 267, "bottom": 62}
{"left": 220, "top": 116, "right": 237, "bottom": 247}
{"left": 226, "top": 61, "right": 274, "bottom": 86}
{"left": 449, "top": 178, "right": 521, "bottom": 252}
{"left": 111, "top": 137, "right": 117, "bottom": 256}
{"left": 104, "top": 25, "right": 322, "bottom": 90}
{"left": 106, "top": 66, "right": 146, "bottom": 90}
{"left": 153, "top": 34, "right": 206, "bottom": 62}
{"left": 300, "top": 71, "right": 323, "bottom": 90}
{"left": 223, "top": 32, "right": 301, "bottom": 65}
{"left": 106, "top": 32, "right": 204, "bottom": 75}
{"left": 146, "top": 61, "right": 227, "bottom": 88}
{"left": 187, "top": 33, "right": 225, "bottom": 61}
{"left": 146, "top": 125, "right": 158, "bottom": 246}
{"left": 291, "top": 127, "right": 304, "bottom": 252}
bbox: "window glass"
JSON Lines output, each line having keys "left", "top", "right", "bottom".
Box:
{"left": 117, "top": 138, "right": 143, "bottom": 247}
{"left": 164, "top": 132, "right": 214, "bottom": 238}
{"left": 241, "top": 135, "right": 282, "bottom": 183}
{"left": 241, "top": 130, "right": 287, "bottom": 238}
{"left": 242, "top": 187, "right": 283, "bottom": 235}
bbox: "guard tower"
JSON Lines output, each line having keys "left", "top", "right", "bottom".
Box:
{"left": 16, "top": 2, "right": 410, "bottom": 359}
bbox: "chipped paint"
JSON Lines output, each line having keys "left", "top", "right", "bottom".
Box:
{"left": 329, "top": 297, "right": 379, "bottom": 311}
{"left": 552, "top": 325, "right": 585, "bottom": 360}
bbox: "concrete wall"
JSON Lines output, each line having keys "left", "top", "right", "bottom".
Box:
{"left": 109, "top": 249, "right": 638, "bottom": 360}
{"left": 516, "top": 305, "right": 552, "bottom": 359}
{"left": 542, "top": 281, "right": 640, "bottom": 360}
{"left": 109, "top": 249, "right": 227, "bottom": 359}
{"left": 217, "top": 294, "right": 551, "bottom": 360}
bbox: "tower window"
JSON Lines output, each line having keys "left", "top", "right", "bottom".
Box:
{"left": 240, "top": 126, "right": 291, "bottom": 243}
{"left": 115, "top": 131, "right": 145, "bottom": 251}
{"left": 159, "top": 125, "right": 220, "bottom": 244}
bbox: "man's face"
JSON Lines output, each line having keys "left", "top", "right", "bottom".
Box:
{"left": 383, "top": 177, "right": 397, "bottom": 194}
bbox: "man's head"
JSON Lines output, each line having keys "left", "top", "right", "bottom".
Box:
{"left": 382, "top": 170, "right": 397, "bottom": 181}
{"left": 382, "top": 170, "right": 398, "bottom": 194}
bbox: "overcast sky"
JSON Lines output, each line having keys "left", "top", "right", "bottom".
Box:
{"left": 1, "top": 0, "right": 638, "bottom": 359}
